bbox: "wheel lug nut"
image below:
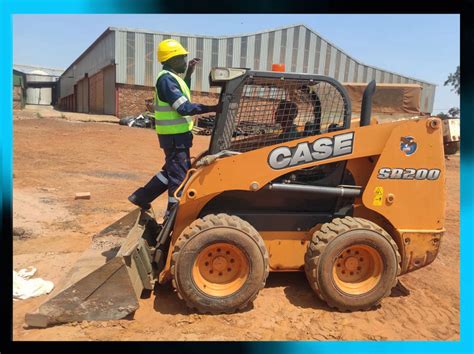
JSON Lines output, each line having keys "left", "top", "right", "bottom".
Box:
{"left": 208, "top": 253, "right": 212, "bottom": 257}
{"left": 210, "top": 270, "right": 213, "bottom": 274}
{"left": 217, "top": 248, "right": 221, "bottom": 252}
{"left": 205, "top": 262, "right": 209, "bottom": 266}
{"left": 227, "top": 268, "right": 231, "bottom": 272}
{"left": 230, "top": 259, "right": 235, "bottom": 263}
{"left": 350, "top": 272, "right": 354, "bottom": 275}
{"left": 226, "top": 251, "right": 230, "bottom": 255}
{"left": 359, "top": 258, "right": 363, "bottom": 262}
{"left": 337, "top": 263, "right": 341, "bottom": 267}
{"left": 357, "top": 266, "right": 361, "bottom": 270}
{"left": 218, "top": 272, "right": 223, "bottom": 276}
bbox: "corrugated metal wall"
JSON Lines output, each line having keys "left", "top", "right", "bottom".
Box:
{"left": 25, "top": 87, "right": 52, "bottom": 105}
{"left": 60, "top": 31, "right": 115, "bottom": 98}
{"left": 67, "top": 25, "right": 436, "bottom": 114}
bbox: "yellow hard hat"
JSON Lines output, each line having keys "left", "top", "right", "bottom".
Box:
{"left": 157, "top": 39, "right": 189, "bottom": 63}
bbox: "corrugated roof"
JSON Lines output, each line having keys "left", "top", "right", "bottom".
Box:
{"left": 14, "top": 64, "right": 64, "bottom": 77}
{"left": 109, "top": 24, "right": 435, "bottom": 86}
{"left": 59, "top": 24, "right": 435, "bottom": 86}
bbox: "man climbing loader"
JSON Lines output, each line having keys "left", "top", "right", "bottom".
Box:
{"left": 26, "top": 67, "right": 445, "bottom": 327}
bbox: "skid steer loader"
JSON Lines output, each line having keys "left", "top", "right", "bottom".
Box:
{"left": 25, "top": 68, "right": 445, "bottom": 327}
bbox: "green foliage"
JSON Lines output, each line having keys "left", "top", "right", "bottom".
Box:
{"left": 436, "top": 112, "right": 449, "bottom": 119}
{"left": 444, "top": 66, "right": 460, "bottom": 95}
{"left": 448, "top": 107, "right": 460, "bottom": 118}
{"left": 436, "top": 107, "right": 460, "bottom": 119}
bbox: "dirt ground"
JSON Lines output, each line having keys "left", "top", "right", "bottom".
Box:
{"left": 12, "top": 114, "right": 460, "bottom": 341}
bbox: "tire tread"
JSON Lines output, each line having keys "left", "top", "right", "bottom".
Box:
{"left": 171, "top": 213, "right": 269, "bottom": 314}
{"left": 304, "top": 216, "right": 401, "bottom": 311}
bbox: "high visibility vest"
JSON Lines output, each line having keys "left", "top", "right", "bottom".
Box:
{"left": 154, "top": 70, "right": 193, "bottom": 135}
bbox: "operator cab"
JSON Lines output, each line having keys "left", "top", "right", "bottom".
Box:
{"left": 199, "top": 67, "right": 359, "bottom": 231}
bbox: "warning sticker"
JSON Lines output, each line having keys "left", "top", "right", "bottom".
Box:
{"left": 373, "top": 186, "right": 384, "bottom": 206}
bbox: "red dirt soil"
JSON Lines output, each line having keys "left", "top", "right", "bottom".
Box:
{"left": 12, "top": 117, "right": 459, "bottom": 341}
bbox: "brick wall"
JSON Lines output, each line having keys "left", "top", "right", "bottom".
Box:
{"left": 117, "top": 83, "right": 219, "bottom": 118}
{"left": 117, "top": 84, "right": 154, "bottom": 118}
{"left": 13, "top": 86, "right": 23, "bottom": 109}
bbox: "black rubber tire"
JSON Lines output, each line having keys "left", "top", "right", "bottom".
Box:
{"left": 304, "top": 217, "right": 401, "bottom": 311}
{"left": 171, "top": 213, "right": 269, "bottom": 314}
{"left": 444, "top": 141, "right": 459, "bottom": 155}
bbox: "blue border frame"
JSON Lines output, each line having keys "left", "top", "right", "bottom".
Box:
{"left": 1, "top": 1, "right": 470, "bottom": 352}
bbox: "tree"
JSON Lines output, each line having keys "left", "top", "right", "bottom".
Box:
{"left": 436, "top": 108, "right": 460, "bottom": 119}
{"left": 448, "top": 107, "right": 460, "bottom": 118}
{"left": 444, "top": 66, "right": 460, "bottom": 95}
{"left": 436, "top": 112, "right": 449, "bottom": 119}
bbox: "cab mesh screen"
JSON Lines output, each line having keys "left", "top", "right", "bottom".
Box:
{"left": 220, "top": 77, "right": 349, "bottom": 153}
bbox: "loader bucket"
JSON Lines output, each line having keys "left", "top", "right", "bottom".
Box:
{"left": 25, "top": 208, "right": 160, "bottom": 328}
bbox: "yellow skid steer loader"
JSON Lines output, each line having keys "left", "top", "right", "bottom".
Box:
{"left": 26, "top": 68, "right": 445, "bottom": 327}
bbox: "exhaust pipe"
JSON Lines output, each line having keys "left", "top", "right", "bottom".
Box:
{"left": 360, "top": 80, "right": 376, "bottom": 127}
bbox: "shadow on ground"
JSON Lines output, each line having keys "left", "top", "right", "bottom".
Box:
{"left": 150, "top": 271, "right": 411, "bottom": 315}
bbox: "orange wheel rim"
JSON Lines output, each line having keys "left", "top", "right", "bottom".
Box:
{"left": 332, "top": 244, "right": 383, "bottom": 295}
{"left": 192, "top": 243, "right": 249, "bottom": 297}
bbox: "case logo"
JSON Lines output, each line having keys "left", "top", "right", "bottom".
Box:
{"left": 400, "top": 136, "right": 417, "bottom": 156}
{"left": 268, "top": 132, "right": 354, "bottom": 170}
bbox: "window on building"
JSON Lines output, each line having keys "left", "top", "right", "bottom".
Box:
{"left": 126, "top": 32, "right": 135, "bottom": 84}
{"left": 302, "top": 29, "right": 311, "bottom": 73}
{"left": 180, "top": 36, "right": 188, "bottom": 50}
{"left": 226, "top": 38, "right": 234, "bottom": 67}
{"left": 369, "top": 69, "right": 375, "bottom": 81}
{"left": 324, "top": 44, "right": 332, "bottom": 76}
{"left": 279, "top": 29, "right": 287, "bottom": 64}
{"left": 266, "top": 31, "right": 275, "bottom": 70}
{"left": 145, "top": 33, "right": 154, "bottom": 86}
{"left": 240, "top": 36, "right": 248, "bottom": 68}
{"left": 254, "top": 34, "right": 261, "bottom": 70}
{"left": 380, "top": 71, "right": 385, "bottom": 83}
{"left": 291, "top": 26, "right": 300, "bottom": 72}
{"left": 363, "top": 66, "right": 368, "bottom": 82}
{"left": 334, "top": 50, "right": 341, "bottom": 80}
{"left": 389, "top": 73, "right": 393, "bottom": 82}
{"left": 195, "top": 38, "right": 203, "bottom": 91}
{"left": 344, "top": 58, "right": 350, "bottom": 82}
{"left": 162, "top": 34, "right": 171, "bottom": 40}
{"left": 354, "top": 63, "right": 359, "bottom": 82}
{"left": 314, "top": 36, "right": 321, "bottom": 74}
{"left": 212, "top": 39, "right": 219, "bottom": 68}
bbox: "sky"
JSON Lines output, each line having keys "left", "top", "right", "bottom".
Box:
{"left": 13, "top": 14, "right": 460, "bottom": 113}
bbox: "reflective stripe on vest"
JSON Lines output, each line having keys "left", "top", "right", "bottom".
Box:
{"left": 154, "top": 70, "right": 193, "bottom": 135}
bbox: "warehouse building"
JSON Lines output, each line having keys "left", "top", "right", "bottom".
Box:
{"left": 58, "top": 24, "right": 436, "bottom": 118}
{"left": 14, "top": 64, "right": 63, "bottom": 107}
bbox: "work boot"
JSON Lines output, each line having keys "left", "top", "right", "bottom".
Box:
{"left": 128, "top": 175, "right": 168, "bottom": 210}
{"left": 128, "top": 193, "right": 151, "bottom": 210}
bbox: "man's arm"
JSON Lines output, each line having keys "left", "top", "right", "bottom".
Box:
{"left": 184, "top": 58, "right": 200, "bottom": 86}
{"left": 157, "top": 75, "right": 219, "bottom": 116}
